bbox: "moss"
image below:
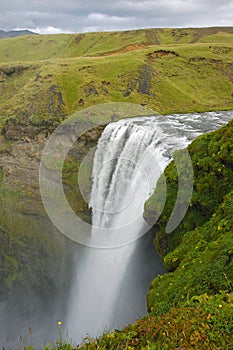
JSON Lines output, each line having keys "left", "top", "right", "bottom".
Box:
{"left": 142, "top": 120, "right": 233, "bottom": 318}
{"left": 144, "top": 119, "right": 233, "bottom": 256}
{"left": 64, "top": 292, "right": 233, "bottom": 350}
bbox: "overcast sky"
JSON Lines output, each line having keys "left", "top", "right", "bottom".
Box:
{"left": 1, "top": 0, "right": 233, "bottom": 34}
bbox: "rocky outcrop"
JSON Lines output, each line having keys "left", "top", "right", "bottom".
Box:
{"left": 0, "top": 114, "right": 105, "bottom": 339}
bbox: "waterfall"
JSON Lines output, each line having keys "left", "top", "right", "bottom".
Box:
{"left": 66, "top": 111, "right": 232, "bottom": 343}
{"left": 88, "top": 116, "right": 191, "bottom": 248}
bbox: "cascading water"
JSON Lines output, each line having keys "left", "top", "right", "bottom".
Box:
{"left": 66, "top": 111, "right": 232, "bottom": 343}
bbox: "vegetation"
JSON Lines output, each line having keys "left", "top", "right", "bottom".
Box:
{"left": 74, "top": 293, "right": 233, "bottom": 349}
{"left": 26, "top": 292, "right": 232, "bottom": 349}
{"left": 0, "top": 27, "right": 233, "bottom": 131}
{"left": 0, "top": 27, "right": 233, "bottom": 348}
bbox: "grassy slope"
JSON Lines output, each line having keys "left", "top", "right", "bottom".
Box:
{"left": 145, "top": 119, "right": 233, "bottom": 299}
{"left": 0, "top": 27, "right": 233, "bottom": 131}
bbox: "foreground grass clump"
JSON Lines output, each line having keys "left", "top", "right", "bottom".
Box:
{"left": 79, "top": 294, "right": 233, "bottom": 350}
{"left": 43, "top": 292, "right": 232, "bottom": 350}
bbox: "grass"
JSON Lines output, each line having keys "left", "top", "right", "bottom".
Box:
{"left": 18, "top": 292, "right": 233, "bottom": 349}
{"left": 0, "top": 27, "right": 233, "bottom": 129}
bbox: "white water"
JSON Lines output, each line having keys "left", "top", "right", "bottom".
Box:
{"left": 66, "top": 111, "right": 232, "bottom": 342}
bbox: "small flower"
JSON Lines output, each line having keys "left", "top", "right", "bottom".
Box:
{"left": 218, "top": 304, "right": 223, "bottom": 308}
{"left": 57, "top": 321, "right": 62, "bottom": 325}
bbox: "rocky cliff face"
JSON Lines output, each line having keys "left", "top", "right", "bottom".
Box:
{"left": 0, "top": 114, "right": 105, "bottom": 342}
{"left": 0, "top": 102, "right": 154, "bottom": 314}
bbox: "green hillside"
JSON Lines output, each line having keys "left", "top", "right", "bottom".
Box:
{"left": 0, "top": 26, "right": 233, "bottom": 131}
{"left": 1, "top": 27, "right": 233, "bottom": 62}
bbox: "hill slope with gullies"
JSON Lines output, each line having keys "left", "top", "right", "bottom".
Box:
{"left": 0, "top": 26, "right": 233, "bottom": 132}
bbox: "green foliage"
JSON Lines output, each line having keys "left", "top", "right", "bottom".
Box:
{"left": 143, "top": 119, "right": 233, "bottom": 321}
{"left": 16, "top": 292, "right": 233, "bottom": 349}
{"left": 0, "top": 28, "right": 233, "bottom": 63}
{"left": 144, "top": 119, "right": 233, "bottom": 256}
{"left": 55, "top": 292, "right": 232, "bottom": 350}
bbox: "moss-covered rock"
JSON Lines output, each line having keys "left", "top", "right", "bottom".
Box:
{"left": 144, "top": 119, "right": 233, "bottom": 257}
{"left": 143, "top": 120, "right": 233, "bottom": 316}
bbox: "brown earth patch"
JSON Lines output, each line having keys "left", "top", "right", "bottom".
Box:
{"left": 102, "top": 43, "right": 147, "bottom": 56}
{"left": 146, "top": 50, "right": 179, "bottom": 60}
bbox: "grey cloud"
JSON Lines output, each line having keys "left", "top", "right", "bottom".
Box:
{"left": 0, "top": 0, "right": 233, "bottom": 33}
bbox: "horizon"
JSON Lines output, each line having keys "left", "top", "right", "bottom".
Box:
{"left": 1, "top": 24, "right": 233, "bottom": 36}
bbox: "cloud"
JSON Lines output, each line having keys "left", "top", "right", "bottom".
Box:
{"left": 33, "top": 26, "right": 73, "bottom": 34}
{"left": 1, "top": 0, "right": 233, "bottom": 34}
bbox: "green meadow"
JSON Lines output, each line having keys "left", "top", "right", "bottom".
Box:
{"left": 0, "top": 26, "right": 233, "bottom": 130}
